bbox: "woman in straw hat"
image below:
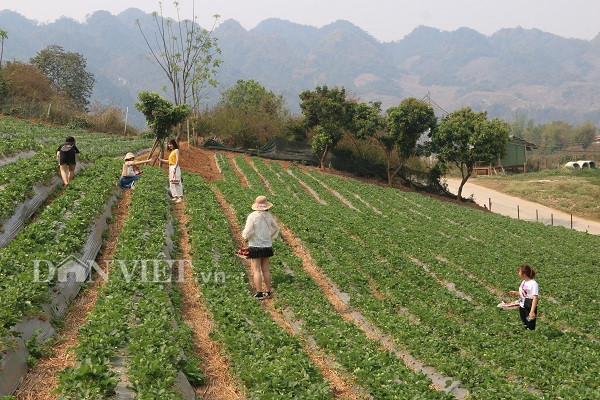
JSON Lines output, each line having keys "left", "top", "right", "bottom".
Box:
{"left": 242, "top": 195, "right": 280, "bottom": 300}
{"left": 119, "top": 152, "right": 153, "bottom": 189}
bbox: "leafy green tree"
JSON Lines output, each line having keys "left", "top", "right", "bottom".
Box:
{"left": 431, "top": 107, "right": 509, "bottom": 201}
{"left": 136, "top": 91, "right": 190, "bottom": 159}
{"left": 209, "top": 79, "right": 289, "bottom": 146}
{"left": 300, "top": 85, "right": 353, "bottom": 169}
{"left": 30, "top": 45, "right": 95, "bottom": 109}
{"left": 346, "top": 101, "right": 385, "bottom": 158}
{"left": 539, "top": 121, "right": 572, "bottom": 151}
{"left": 575, "top": 121, "right": 596, "bottom": 149}
{"left": 377, "top": 98, "right": 437, "bottom": 186}
{"left": 0, "top": 29, "right": 7, "bottom": 68}
{"left": 220, "top": 79, "right": 286, "bottom": 115}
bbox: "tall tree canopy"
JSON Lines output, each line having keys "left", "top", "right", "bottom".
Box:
{"left": 208, "top": 79, "right": 289, "bottom": 146}
{"left": 377, "top": 98, "right": 437, "bottom": 185}
{"left": 219, "top": 79, "right": 286, "bottom": 115}
{"left": 30, "top": 45, "right": 95, "bottom": 109}
{"left": 431, "top": 107, "right": 509, "bottom": 200}
{"left": 299, "top": 85, "right": 353, "bottom": 169}
{"left": 574, "top": 121, "right": 596, "bottom": 150}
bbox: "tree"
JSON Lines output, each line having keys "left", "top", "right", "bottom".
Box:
{"left": 377, "top": 98, "right": 437, "bottom": 186}
{"left": 136, "top": 91, "right": 191, "bottom": 161}
{"left": 299, "top": 86, "right": 353, "bottom": 169}
{"left": 346, "top": 101, "right": 385, "bottom": 158}
{"left": 539, "top": 121, "right": 572, "bottom": 151}
{"left": 0, "top": 29, "right": 7, "bottom": 68}
{"left": 30, "top": 45, "right": 95, "bottom": 109}
{"left": 431, "top": 107, "right": 509, "bottom": 201}
{"left": 1, "top": 61, "right": 55, "bottom": 101}
{"left": 575, "top": 121, "right": 596, "bottom": 149}
{"left": 209, "top": 79, "right": 289, "bottom": 146}
{"left": 219, "top": 79, "right": 285, "bottom": 114}
{"left": 136, "top": 1, "right": 221, "bottom": 113}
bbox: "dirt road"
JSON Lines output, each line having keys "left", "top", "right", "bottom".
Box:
{"left": 444, "top": 178, "right": 600, "bottom": 235}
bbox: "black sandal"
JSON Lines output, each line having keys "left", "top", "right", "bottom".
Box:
{"left": 253, "top": 292, "right": 264, "bottom": 300}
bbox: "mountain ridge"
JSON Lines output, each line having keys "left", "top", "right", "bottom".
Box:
{"left": 1, "top": 8, "right": 598, "bottom": 128}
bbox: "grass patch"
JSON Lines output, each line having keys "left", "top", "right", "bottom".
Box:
{"left": 473, "top": 168, "right": 600, "bottom": 221}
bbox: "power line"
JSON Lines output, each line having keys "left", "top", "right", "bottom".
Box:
{"left": 421, "top": 92, "right": 449, "bottom": 116}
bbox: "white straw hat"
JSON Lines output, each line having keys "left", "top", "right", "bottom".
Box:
{"left": 124, "top": 152, "right": 135, "bottom": 160}
{"left": 251, "top": 195, "right": 273, "bottom": 211}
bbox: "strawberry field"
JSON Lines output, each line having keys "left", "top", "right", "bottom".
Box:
{"left": 0, "top": 116, "right": 598, "bottom": 399}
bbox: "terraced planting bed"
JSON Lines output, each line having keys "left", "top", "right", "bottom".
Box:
{"left": 2, "top": 118, "right": 598, "bottom": 399}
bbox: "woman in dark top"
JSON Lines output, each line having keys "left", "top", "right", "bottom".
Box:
{"left": 56, "top": 136, "right": 79, "bottom": 186}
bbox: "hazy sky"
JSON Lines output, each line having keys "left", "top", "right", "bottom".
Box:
{"left": 2, "top": 0, "right": 599, "bottom": 42}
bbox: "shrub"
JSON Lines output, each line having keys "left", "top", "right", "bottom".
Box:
{"left": 87, "top": 103, "right": 137, "bottom": 135}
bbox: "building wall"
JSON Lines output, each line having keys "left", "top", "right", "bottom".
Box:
{"left": 501, "top": 141, "right": 526, "bottom": 167}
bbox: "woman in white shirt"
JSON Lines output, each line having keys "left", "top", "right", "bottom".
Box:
{"left": 242, "top": 195, "right": 280, "bottom": 300}
{"left": 509, "top": 264, "right": 539, "bottom": 330}
{"left": 120, "top": 152, "right": 153, "bottom": 189}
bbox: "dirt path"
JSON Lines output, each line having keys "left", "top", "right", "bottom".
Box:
{"left": 15, "top": 190, "right": 132, "bottom": 400}
{"left": 445, "top": 178, "right": 600, "bottom": 234}
{"left": 172, "top": 201, "right": 245, "bottom": 400}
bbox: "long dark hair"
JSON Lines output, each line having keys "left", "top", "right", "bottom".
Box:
{"left": 519, "top": 264, "right": 536, "bottom": 279}
{"left": 167, "top": 139, "right": 179, "bottom": 149}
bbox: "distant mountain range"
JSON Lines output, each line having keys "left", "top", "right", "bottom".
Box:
{"left": 1, "top": 8, "right": 599, "bottom": 128}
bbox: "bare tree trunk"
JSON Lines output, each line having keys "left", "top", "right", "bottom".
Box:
{"left": 153, "top": 139, "right": 166, "bottom": 167}
{"left": 187, "top": 119, "right": 190, "bottom": 150}
{"left": 175, "top": 123, "right": 183, "bottom": 142}
{"left": 457, "top": 164, "right": 471, "bottom": 201}
{"left": 147, "top": 138, "right": 161, "bottom": 160}
{"left": 320, "top": 145, "right": 329, "bottom": 170}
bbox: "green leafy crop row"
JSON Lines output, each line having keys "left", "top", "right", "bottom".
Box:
{"left": 215, "top": 154, "right": 455, "bottom": 399}
{"left": 214, "top": 154, "right": 599, "bottom": 400}
{"left": 0, "top": 159, "right": 122, "bottom": 350}
{"left": 184, "top": 170, "right": 333, "bottom": 399}
{"left": 56, "top": 167, "right": 194, "bottom": 399}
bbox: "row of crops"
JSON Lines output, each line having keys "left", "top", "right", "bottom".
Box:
{"left": 205, "top": 157, "right": 457, "bottom": 399}
{"left": 0, "top": 117, "right": 152, "bottom": 231}
{"left": 0, "top": 117, "right": 168, "bottom": 397}
{"left": 208, "top": 154, "right": 599, "bottom": 400}
{"left": 2, "top": 113, "right": 598, "bottom": 399}
{"left": 55, "top": 168, "right": 198, "bottom": 398}
{"left": 0, "top": 118, "right": 153, "bottom": 346}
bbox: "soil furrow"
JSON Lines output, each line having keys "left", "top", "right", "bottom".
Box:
{"left": 15, "top": 189, "right": 132, "bottom": 400}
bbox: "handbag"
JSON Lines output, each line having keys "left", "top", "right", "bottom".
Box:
{"left": 170, "top": 166, "right": 181, "bottom": 184}
{"left": 235, "top": 247, "right": 249, "bottom": 259}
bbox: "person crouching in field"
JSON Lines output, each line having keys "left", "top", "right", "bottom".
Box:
{"left": 120, "top": 152, "right": 152, "bottom": 189}
{"left": 242, "top": 196, "right": 280, "bottom": 300}
{"left": 158, "top": 139, "right": 183, "bottom": 203}
{"left": 508, "top": 264, "right": 539, "bottom": 330}
{"left": 56, "top": 136, "right": 79, "bottom": 186}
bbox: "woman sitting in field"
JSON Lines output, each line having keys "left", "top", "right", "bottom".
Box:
{"left": 119, "top": 152, "right": 153, "bottom": 189}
